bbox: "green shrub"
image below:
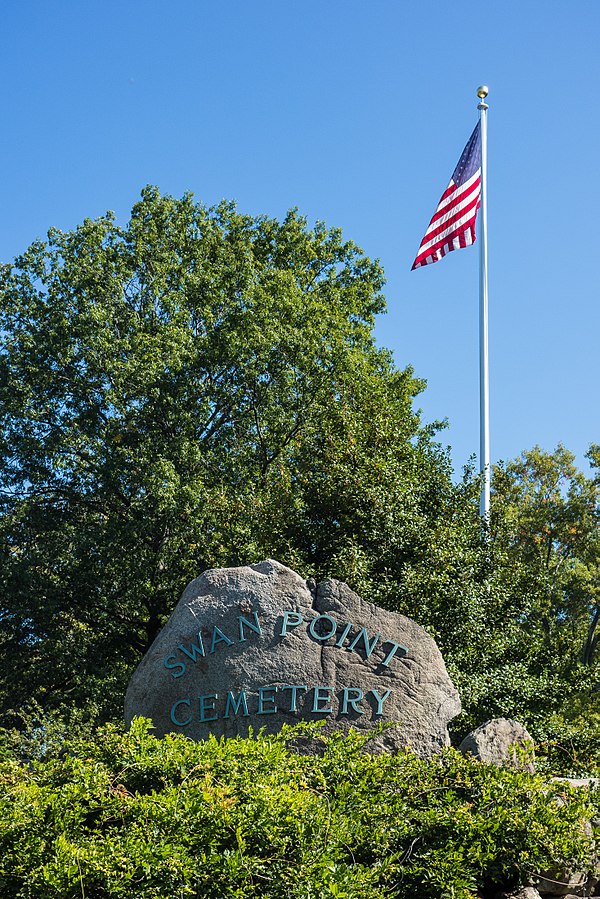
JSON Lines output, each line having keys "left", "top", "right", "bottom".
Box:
{"left": 0, "top": 719, "right": 597, "bottom": 899}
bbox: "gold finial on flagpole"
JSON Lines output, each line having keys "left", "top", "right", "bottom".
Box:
{"left": 477, "top": 85, "right": 489, "bottom": 99}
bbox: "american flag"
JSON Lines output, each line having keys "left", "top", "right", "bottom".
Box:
{"left": 411, "top": 122, "right": 482, "bottom": 270}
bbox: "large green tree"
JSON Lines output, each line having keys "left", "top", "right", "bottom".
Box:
{"left": 492, "top": 445, "right": 599, "bottom": 665}
{"left": 425, "top": 445, "right": 600, "bottom": 745}
{"left": 0, "top": 187, "right": 461, "bottom": 724}
{"left": 2, "top": 187, "right": 597, "bottom": 755}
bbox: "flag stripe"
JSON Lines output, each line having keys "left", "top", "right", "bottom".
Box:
{"left": 420, "top": 183, "right": 481, "bottom": 243}
{"left": 413, "top": 222, "right": 477, "bottom": 269}
{"left": 430, "top": 170, "right": 481, "bottom": 221}
{"left": 411, "top": 122, "right": 482, "bottom": 270}
{"left": 413, "top": 178, "right": 481, "bottom": 266}
{"left": 418, "top": 197, "right": 479, "bottom": 256}
{"left": 414, "top": 221, "right": 477, "bottom": 267}
{"left": 412, "top": 213, "right": 478, "bottom": 269}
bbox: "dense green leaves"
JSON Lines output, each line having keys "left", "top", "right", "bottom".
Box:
{"left": 492, "top": 445, "right": 599, "bottom": 667}
{"left": 0, "top": 187, "right": 598, "bottom": 768}
{"left": 0, "top": 721, "right": 597, "bottom": 899}
{"left": 0, "top": 188, "right": 458, "bottom": 724}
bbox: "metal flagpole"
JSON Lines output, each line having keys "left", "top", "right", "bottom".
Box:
{"left": 477, "top": 85, "right": 490, "bottom": 521}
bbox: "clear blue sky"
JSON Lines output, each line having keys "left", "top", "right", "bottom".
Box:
{"left": 1, "top": 1, "right": 597, "bottom": 476}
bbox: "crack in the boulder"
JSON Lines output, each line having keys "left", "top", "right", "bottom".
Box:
{"left": 309, "top": 579, "right": 331, "bottom": 682}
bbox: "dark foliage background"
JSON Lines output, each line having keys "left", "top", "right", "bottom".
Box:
{"left": 0, "top": 189, "right": 598, "bottom": 764}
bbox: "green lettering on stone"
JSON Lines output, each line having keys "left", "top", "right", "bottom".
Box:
{"left": 308, "top": 614, "right": 337, "bottom": 642}
{"left": 199, "top": 693, "right": 218, "bottom": 722}
{"left": 279, "top": 610, "right": 304, "bottom": 637}
{"left": 210, "top": 626, "right": 234, "bottom": 654}
{"left": 341, "top": 687, "right": 364, "bottom": 714}
{"left": 258, "top": 686, "right": 278, "bottom": 714}
{"left": 381, "top": 640, "right": 408, "bottom": 667}
{"left": 312, "top": 686, "right": 334, "bottom": 713}
{"left": 370, "top": 688, "right": 392, "bottom": 715}
{"left": 178, "top": 633, "right": 205, "bottom": 662}
{"left": 170, "top": 699, "right": 192, "bottom": 727}
{"left": 163, "top": 655, "right": 186, "bottom": 678}
{"left": 335, "top": 621, "right": 353, "bottom": 647}
{"left": 281, "top": 685, "right": 308, "bottom": 713}
{"left": 347, "top": 627, "right": 380, "bottom": 658}
{"left": 238, "top": 612, "right": 262, "bottom": 642}
{"left": 224, "top": 691, "right": 249, "bottom": 718}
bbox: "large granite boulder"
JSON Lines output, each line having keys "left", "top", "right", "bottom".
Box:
{"left": 125, "top": 559, "right": 461, "bottom": 756}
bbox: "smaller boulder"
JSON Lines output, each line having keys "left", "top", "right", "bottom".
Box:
{"left": 458, "top": 718, "right": 535, "bottom": 772}
{"left": 552, "top": 777, "right": 600, "bottom": 791}
{"left": 496, "top": 889, "right": 543, "bottom": 899}
{"left": 532, "top": 870, "right": 594, "bottom": 896}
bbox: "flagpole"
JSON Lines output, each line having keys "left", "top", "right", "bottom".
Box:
{"left": 477, "top": 85, "right": 490, "bottom": 521}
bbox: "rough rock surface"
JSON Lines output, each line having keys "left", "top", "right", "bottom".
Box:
{"left": 497, "top": 889, "right": 543, "bottom": 899}
{"left": 125, "top": 559, "right": 461, "bottom": 757}
{"left": 532, "top": 871, "right": 596, "bottom": 897}
{"left": 459, "top": 718, "right": 535, "bottom": 772}
{"left": 552, "top": 778, "right": 600, "bottom": 790}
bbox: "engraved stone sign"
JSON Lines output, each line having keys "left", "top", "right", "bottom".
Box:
{"left": 125, "top": 559, "right": 461, "bottom": 757}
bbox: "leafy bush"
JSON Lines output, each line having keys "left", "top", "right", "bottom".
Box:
{"left": 0, "top": 720, "right": 597, "bottom": 899}
{"left": 533, "top": 698, "right": 600, "bottom": 777}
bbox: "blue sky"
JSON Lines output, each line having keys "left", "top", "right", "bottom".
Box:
{"left": 1, "top": 1, "right": 597, "bottom": 477}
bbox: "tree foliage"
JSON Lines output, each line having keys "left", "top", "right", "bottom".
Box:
{"left": 0, "top": 188, "right": 459, "bottom": 724}
{"left": 0, "top": 187, "right": 597, "bottom": 761}
{"left": 493, "top": 444, "right": 599, "bottom": 667}
{"left": 410, "top": 445, "right": 600, "bottom": 748}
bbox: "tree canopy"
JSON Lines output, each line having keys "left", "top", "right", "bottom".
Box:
{"left": 0, "top": 188, "right": 460, "bottom": 724}
{"left": 0, "top": 188, "right": 598, "bottom": 765}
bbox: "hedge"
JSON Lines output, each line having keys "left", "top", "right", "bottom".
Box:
{"left": 0, "top": 720, "right": 597, "bottom": 899}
